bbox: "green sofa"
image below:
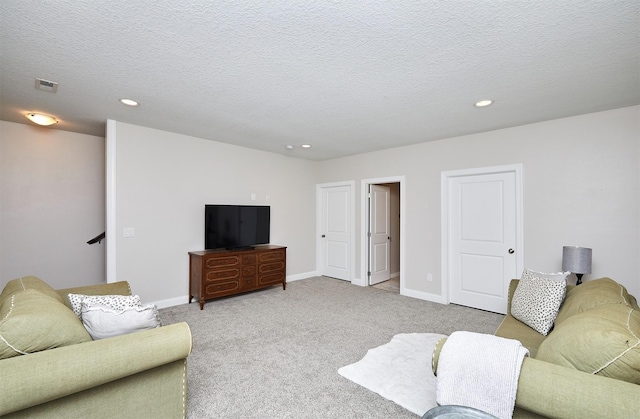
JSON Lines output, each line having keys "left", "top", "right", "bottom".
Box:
{"left": 0, "top": 276, "right": 192, "bottom": 418}
{"left": 433, "top": 277, "right": 640, "bottom": 418}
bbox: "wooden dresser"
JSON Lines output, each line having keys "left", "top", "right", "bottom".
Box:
{"left": 188, "top": 245, "right": 286, "bottom": 309}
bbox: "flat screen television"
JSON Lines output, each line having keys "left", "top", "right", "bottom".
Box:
{"left": 205, "top": 204, "right": 270, "bottom": 250}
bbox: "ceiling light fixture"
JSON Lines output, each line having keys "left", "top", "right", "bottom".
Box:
{"left": 474, "top": 100, "right": 493, "bottom": 108}
{"left": 285, "top": 145, "right": 294, "bottom": 150}
{"left": 119, "top": 98, "right": 139, "bottom": 107}
{"left": 25, "top": 112, "right": 58, "bottom": 126}
{"left": 301, "top": 144, "right": 312, "bottom": 149}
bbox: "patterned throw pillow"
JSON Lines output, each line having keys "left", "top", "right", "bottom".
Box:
{"left": 511, "top": 275, "right": 566, "bottom": 335}
{"left": 68, "top": 293, "right": 141, "bottom": 318}
{"left": 521, "top": 268, "right": 570, "bottom": 283}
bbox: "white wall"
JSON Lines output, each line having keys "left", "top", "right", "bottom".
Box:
{"left": 110, "top": 121, "right": 319, "bottom": 307}
{"left": 0, "top": 120, "right": 105, "bottom": 289}
{"left": 317, "top": 106, "right": 640, "bottom": 298}
{"left": 3, "top": 106, "right": 638, "bottom": 304}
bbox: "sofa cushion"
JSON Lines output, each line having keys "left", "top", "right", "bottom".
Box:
{"left": 81, "top": 302, "right": 161, "bottom": 340}
{"left": 68, "top": 293, "right": 141, "bottom": 318}
{"left": 537, "top": 304, "right": 640, "bottom": 384}
{"left": 555, "top": 278, "right": 635, "bottom": 325}
{"left": 0, "top": 289, "right": 92, "bottom": 359}
{"left": 511, "top": 275, "right": 566, "bottom": 335}
{"left": 0, "top": 276, "right": 63, "bottom": 306}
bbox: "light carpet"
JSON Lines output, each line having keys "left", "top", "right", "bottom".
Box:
{"left": 338, "top": 332, "right": 447, "bottom": 416}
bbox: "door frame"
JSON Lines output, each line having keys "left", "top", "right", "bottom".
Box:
{"left": 440, "top": 164, "right": 524, "bottom": 305}
{"left": 316, "top": 181, "right": 356, "bottom": 282}
{"left": 360, "top": 176, "right": 406, "bottom": 290}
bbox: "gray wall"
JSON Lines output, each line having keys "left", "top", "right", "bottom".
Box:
{"left": 317, "top": 106, "right": 640, "bottom": 298}
{"left": 2, "top": 105, "right": 638, "bottom": 302}
{"left": 109, "top": 121, "right": 319, "bottom": 307}
{"left": 0, "top": 121, "right": 105, "bottom": 289}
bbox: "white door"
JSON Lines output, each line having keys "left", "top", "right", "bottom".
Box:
{"left": 445, "top": 166, "right": 522, "bottom": 314}
{"left": 368, "top": 185, "right": 390, "bottom": 285}
{"left": 321, "top": 185, "right": 351, "bottom": 280}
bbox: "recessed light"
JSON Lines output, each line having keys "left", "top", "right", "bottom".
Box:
{"left": 119, "top": 98, "right": 139, "bottom": 107}
{"left": 25, "top": 112, "right": 58, "bottom": 126}
{"left": 301, "top": 144, "right": 311, "bottom": 149}
{"left": 474, "top": 100, "right": 493, "bottom": 108}
{"left": 285, "top": 145, "right": 294, "bottom": 150}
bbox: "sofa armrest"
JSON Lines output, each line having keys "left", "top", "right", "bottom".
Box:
{"left": 506, "top": 279, "right": 520, "bottom": 315}
{"left": 433, "top": 346, "right": 640, "bottom": 417}
{"left": 516, "top": 357, "right": 640, "bottom": 417}
{"left": 0, "top": 322, "right": 192, "bottom": 416}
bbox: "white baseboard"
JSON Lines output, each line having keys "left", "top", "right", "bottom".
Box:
{"left": 152, "top": 273, "right": 447, "bottom": 309}
{"left": 287, "top": 271, "right": 318, "bottom": 282}
{"left": 351, "top": 277, "right": 367, "bottom": 286}
{"left": 400, "top": 287, "right": 447, "bottom": 305}
{"left": 154, "top": 295, "right": 190, "bottom": 309}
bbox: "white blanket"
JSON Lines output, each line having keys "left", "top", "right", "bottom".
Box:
{"left": 338, "top": 333, "right": 446, "bottom": 416}
{"left": 435, "top": 331, "right": 529, "bottom": 419}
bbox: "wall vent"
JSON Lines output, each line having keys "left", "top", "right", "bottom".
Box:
{"left": 35, "top": 78, "right": 58, "bottom": 93}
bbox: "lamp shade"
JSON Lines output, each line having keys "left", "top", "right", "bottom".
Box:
{"left": 562, "top": 246, "right": 592, "bottom": 274}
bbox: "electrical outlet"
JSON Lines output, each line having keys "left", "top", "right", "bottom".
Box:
{"left": 427, "top": 273, "right": 433, "bottom": 282}
{"left": 123, "top": 227, "right": 135, "bottom": 238}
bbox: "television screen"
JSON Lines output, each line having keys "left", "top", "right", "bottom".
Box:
{"left": 205, "top": 205, "right": 270, "bottom": 250}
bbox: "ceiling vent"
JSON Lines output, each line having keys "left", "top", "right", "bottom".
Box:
{"left": 35, "top": 78, "right": 58, "bottom": 93}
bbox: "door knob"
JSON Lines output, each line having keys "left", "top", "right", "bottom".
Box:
{"left": 508, "top": 248, "right": 515, "bottom": 254}
{"left": 321, "top": 234, "right": 326, "bottom": 238}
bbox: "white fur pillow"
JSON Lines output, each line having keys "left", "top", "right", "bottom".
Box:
{"left": 81, "top": 303, "right": 161, "bottom": 340}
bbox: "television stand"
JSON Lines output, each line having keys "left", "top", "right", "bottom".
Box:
{"left": 188, "top": 245, "right": 286, "bottom": 309}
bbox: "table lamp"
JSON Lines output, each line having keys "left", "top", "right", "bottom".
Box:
{"left": 562, "top": 246, "right": 592, "bottom": 285}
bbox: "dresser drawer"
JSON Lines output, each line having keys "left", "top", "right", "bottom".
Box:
{"left": 205, "top": 268, "right": 240, "bottom": 281}
{"left": 205, "top": 255, "right": 240, "bottom": 269}
{"left": 259, "top": 261, "right": 285, "bottom": 273}
{"left": 240, "top": 276, "right": 257, "bottom": 290}
{"left": 242, "top": 266, "right": 257, "bottom": 276}
{"left": 242, "top": 254, "right": 257, "bottom": 264}
{"left": 204, "top": 280, "right": 240, "bottom": 297}
{"left": 258, "top": 272, "right": 285, "bottom": 286}
{"left": 258, "top": 250, "right": 285, "bottom": 262}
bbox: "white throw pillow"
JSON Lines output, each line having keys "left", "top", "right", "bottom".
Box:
{"left": 68, "top": 293, "right": 141, "bottom": 318}
{"left": 511, "top": 275, "right": 566, "bottom": 335}
{"left": 81, "top": 302, "right": 161, "bottom": 340}
{"left": 521, "top": 268, "right": 570, "bottom": 283}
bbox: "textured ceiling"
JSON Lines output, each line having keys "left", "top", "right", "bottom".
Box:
{"left": 1, "top": 1, "right": 638, "bottom": 161}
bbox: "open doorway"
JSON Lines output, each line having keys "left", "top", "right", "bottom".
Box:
{"left": 361, "top": 177, "right": 404, "bottom": 294}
